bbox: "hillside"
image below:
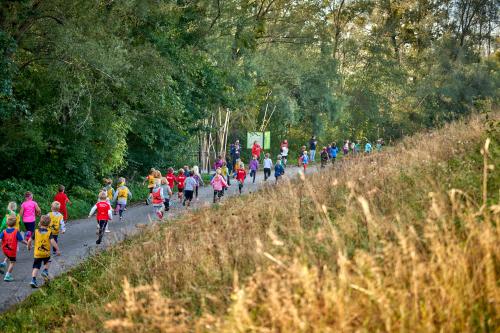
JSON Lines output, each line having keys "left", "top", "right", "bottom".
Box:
{"left": 1, "top": 113, "right": 498, "bottom": 332}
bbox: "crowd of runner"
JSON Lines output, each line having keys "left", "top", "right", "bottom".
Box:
{"left": 0, "top": 136, "right": 383, "bottom": 288}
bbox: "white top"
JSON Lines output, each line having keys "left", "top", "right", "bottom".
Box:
{"left": 263, "top": 158, "right": 273, "bottom": 169}
{"left": 281, "top": 146, "right": 289, "bottom": 156}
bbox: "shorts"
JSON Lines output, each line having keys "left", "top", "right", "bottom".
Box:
{"left": 4, "top": 256, "right": 16, "bottom": 262}
{"left": 184, "top": 190, "right": 194, "bottom": 201}
{"left": 33, "top": 257, "right": 51, "bottom": 269}
{"left": 214, "top": 190, "right": 224, "bottom": 198}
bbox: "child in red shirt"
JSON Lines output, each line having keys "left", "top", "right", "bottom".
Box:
{"left": 166, "top": 168, "right": 176, "bottom": 190}
{"left": 88, "top": 192, "right": 113, "bottom": 245}
{"left": 54, "top": 185, "right": 71, "bottom": 222}
{"left": 236, "top": 162, "right": 247, "bottom": 194}
{"left": 175, "top": 169, "right": 186, "bottom": 200}
{"left": 0, "top": 215, "right": 27, "bottom": 281}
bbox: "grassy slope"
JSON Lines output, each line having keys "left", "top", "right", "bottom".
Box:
{"left": 0, "top": 114, "right": 498, "bottom": 332}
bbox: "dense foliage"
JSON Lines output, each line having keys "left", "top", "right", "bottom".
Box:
{"left": 0, "top": 0, "right": 498, "bottom": 187}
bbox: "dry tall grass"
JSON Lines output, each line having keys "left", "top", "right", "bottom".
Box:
{"left": 58, "top": 115, "right": 498, "bottom": 332}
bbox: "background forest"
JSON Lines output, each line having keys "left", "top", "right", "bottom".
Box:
{"left": 0, "top": 0, "right": 498, "bottom": 190}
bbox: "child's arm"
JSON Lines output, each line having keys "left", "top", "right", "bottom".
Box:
{"left": 60, "top": 220, "right": 66, "bottom": 233}
{"left": 17, "top": 232, "right": 28, "bottom": 245}
{"left": 66, "top": 194, "right": 72, "bottom": 206}
{"left": 88, "top": 205, "right": 97, "bottom": 218}
{"left": 108, "top": 208, "right": 113, "bottom": 220}
{"left": 127, "top": 188, "right": 132, "bottom": 199}
{"left": 35, "top": 203, "right": 41, "bottom": 216}
{"left": 50, "top": 238, "right": 61, "bottom": 255}
{"left": 27, "top": 237, "right": 32, "bottom": 251}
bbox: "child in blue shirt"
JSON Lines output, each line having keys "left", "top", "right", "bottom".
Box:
{"left": 329, "top": 142, "right": 338, "bottom": 164}
{"left": 274, "top": 156, "right": 285, "bottom": 183}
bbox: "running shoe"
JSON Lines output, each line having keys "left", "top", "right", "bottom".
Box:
{"left": 30, "top": 279, "right": 39, "bottom": 288}
{"left": 41, "top": 270, "right": 49, "bottom": 279}
{"left": 4, "top": 274, "right": 13, "bottom": 282}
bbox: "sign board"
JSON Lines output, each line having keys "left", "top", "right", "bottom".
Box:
{"left": 247, "top": 132, "right": 271, "bottom": 150}
{"left": 247, "top": 132, "right": 263, "bottom": 149}
{"left": 263, "top": 131, "right": 271, "bottom": 150}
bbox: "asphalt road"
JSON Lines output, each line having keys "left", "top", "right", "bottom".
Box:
{"left": 0, "top": 164, "right": 315, "bottom": 312}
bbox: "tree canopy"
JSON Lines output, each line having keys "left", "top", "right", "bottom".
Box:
{"left": 0, "top": 0, "right": 498, "bottom": 186}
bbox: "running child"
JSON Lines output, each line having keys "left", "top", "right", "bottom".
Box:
{"left": 48, "top": 201, "right": 65, "bottom": 254}
{"left": 160, "top": 178, "right": 173, "bottom": 212}
{"left": 214, "top": 156, "right": 224, "bottom": 171}
{"left": 236, "top": 162, "right": 247, "bottom": 194}
{"left": 0, "top": 214, "right": 27, "bottom": 282}
{"left": 263, "top": 153, "right": 273, "bottom": 181}
{"left": 183, "top": 172, "right": 197, "bottom": 207}
{"left": 320, "top": 147, "right": 329, "bottom": 168}
{"left": 28, "top": 214, "right": 60, "bottom": 288}
{"left": 365, "top": 141, "right": 373, "bottom": 154}
{"left": 54, "top": 185, "right": 71, "bottom": 223}
{"left": 343, "top": 141, "right": 349, "bottom": 155}
{"left": 249, "top": 155, "right": 259, "bottom": 183}
{"left": 225, "top": 156, "right": 233, "bottom": 185}
{"left": 302, "top": 151, "right": 309, "bottom": 172}
{"left": 143, "top": 168, "right": 156, "bottom": 204}
{"left": 113, "top": 178, "right": 132, "bottom": 220}
{"left": 103, "top": 178, "right": 115, "bottom": 202}
{"left": 192, "top": 166, "right": 204, "bottom": 199}
{"left": 151, "top": 179, "right": 165, "bottom": 219}
{"left": 89, "top": 191, "right": 113, "bottom": 245}
{"left": 20, "top": 192, "right": 41, "bottom": 241}
{"left": 175, "top": 169, "right": 186, "bottom": 202}
{"left": 274, "top": 155, "right": 285, "bottom": 183}
{"left": 211, "top": 168, "right": 228, "bottom": 203}
{"left": 329, "top": 142, "right": 338, "bottom": 164}
{"left": 166, "top": 167, "right": 176, "bottom": 190}
{"left": 221, "top": 162, "right": 230, "bottom": 190}
{"left": 280, "top": 140, "right": 289, "bottom": 167}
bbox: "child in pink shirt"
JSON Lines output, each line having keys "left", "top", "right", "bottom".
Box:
{"left": 19, "top": 192, "right": 41, "bottom": 240}
{"left": 210, "top": 168, "right": 228, "bottom": 203}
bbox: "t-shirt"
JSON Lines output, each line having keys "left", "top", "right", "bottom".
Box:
{"left": 309, "top": 139, "right": 317, "bottom": 150}
{"left": 281, "top": 146, "right": 289, "bottom": 157}
{"left": 263, "top": 158, "right": 273, "bottom": 169}
{"left": 21, "top": 200, "right": 38, "bottom": 223}
{"left": 176, "top": 175, "right": 186, "bottom": 189}
{"left": 54, "top": 192, "right": 69, "bottom": 210}
{"left": 236, "top": 169, "right": 246, "bottom": 182}
{"left": 94, "top": 201, "right": 112, "bottom": 221}
{"left": 252, "top": 144, "right": 262, "bottom": 158}
{"left": 329, "top": 147, "right": 338, "bottom": 158}
{"left": 249, "top": 160, "right": 259, "bottom": 171}
{"left": 184, "top": 177, "right": 197, "bottom": 191}
{"left": 274, "top": 163, "right": 284, "bottom": 177}
{"left": 166, "top": 173, "right": 176, "bottom": 189}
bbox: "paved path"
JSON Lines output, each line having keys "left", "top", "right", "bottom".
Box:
{"left": 0, "top": 165, "right": 316, "bottom": 312}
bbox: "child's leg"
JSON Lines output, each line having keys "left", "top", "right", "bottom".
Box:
{"left": 97, "top": 220, "right": 107, "bottom": 244}
{"left": 43, "top": 260, "right": 50, "bottom": 273}
{"left": 52, "top": 235, "right": 58, "bottom": 254}
{"left": 119, "top": 204, "right": 125, "bottom": 218}
{"left": 6, "top": 258, "right": 14, "bottom": 274}
{"left": 238, "top": 182, "right": 243, "bottom": 194}
{"left": 195, "top": 186, "right": 199, "bottom": 198}
{"left": 213, "top": 191, "right": 217, "bottom": 203}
